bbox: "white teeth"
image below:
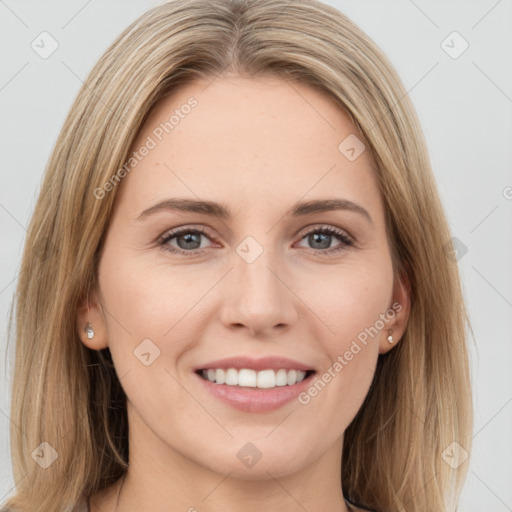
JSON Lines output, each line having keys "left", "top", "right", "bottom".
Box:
{"left": 296, "top": 370, "right": 306, "bottom": 383}
{"left": 257, "top": 369, "right": 275, "bottom": 388}
{"left": 238, "top": 369, "right": 257, "bottom": 387}
{"left": 201, "top": 368, "right": 310, "bottom": 388}
{"left": 275, "top": 369, "right": 288, "bottom": 386}
{"left": 225, "top": 368, "right": 239, "bottom": 385}
{"left": 215, "top": 368, "right": 226, "bottom": 384}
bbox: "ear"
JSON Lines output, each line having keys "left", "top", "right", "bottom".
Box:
{"left": 379, "top": 270, "right": 411, "bottom": 355}
{"left": 76, "top": 290, "right": 109, "bottom": 351}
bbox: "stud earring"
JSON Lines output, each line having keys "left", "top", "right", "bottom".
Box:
{"left": 84, "top": 322, "right": 95, "bottom": 340}
{"left": 387, "top": 330, "right": 394, "bottom": 344}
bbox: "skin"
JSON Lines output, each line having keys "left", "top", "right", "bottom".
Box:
{"left": 77, "top": 75, "right": 409, "bottom": 512}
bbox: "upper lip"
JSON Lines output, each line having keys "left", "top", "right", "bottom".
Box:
{"left": 194, "top": 356, "right": 315, "bottom": 372}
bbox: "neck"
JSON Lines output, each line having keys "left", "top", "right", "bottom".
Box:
{"left": 115, "top": 469, "right": 352, "bottom": 512}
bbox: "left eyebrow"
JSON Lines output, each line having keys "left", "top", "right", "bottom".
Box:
{"left": 137, "top": 197, "right": 373, "bottom": 226}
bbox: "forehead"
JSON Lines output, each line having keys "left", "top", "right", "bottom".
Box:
{"left": 116, "top": 76, "right": 382, "bottom": 219}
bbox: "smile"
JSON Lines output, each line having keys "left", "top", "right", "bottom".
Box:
{"left": 198, "top": 368, "right": 313, "bottom": 388}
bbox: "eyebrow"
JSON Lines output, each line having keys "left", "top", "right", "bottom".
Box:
{"left": 137, "top": 197, "right": 373, "bottom": 225}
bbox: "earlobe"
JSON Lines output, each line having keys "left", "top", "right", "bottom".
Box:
{"left": 76, "top": 292, "right": 109, "bottom": 350}
{"left": 84, "top": 322, "right": 95, "bottom": 340}
{"left": 379, "top": 271, "right": 410, "bottom": 354}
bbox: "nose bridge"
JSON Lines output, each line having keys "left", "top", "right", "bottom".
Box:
{"left": 221, "top": 237, "right": 297, "bottom": 335}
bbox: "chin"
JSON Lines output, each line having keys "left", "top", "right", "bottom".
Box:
{"left": 193, "top": 441, "right": 314, "bottom": 481}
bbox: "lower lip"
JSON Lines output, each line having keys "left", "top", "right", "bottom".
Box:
{"left": 195, "top": 372, "right": 315, "bottom": 413}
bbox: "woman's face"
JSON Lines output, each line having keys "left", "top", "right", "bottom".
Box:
{"left": 80, "top": 75, "right": 409, "bottom": 482}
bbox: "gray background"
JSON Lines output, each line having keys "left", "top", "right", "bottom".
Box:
{"left": 1, "top": 0, "right": 511, "bottom": 509}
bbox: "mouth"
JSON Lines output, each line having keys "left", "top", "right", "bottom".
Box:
{"left": 193, "top": 355, "right": 317, "bottom": 412}
{"left": 195, "top": 368, "right": 316, "bottom": 389}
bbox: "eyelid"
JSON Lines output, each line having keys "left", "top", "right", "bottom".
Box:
{"left": 158, "top": 223, "right": 354, "bottom": 242}
{"left": 158, "top": 224, "right": 216, "bottom": 241}
{"left": 295, "top": 223, "right": 354, "bottom": 243}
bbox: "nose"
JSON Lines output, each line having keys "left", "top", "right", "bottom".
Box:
{"left": 219, "top": 248, "right": 299, "bottom": 338}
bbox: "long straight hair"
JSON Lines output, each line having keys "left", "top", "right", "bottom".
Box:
{"left": 2, "top": 1, "right": 473, "bottom": 511}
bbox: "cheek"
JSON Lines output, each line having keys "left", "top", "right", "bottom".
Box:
{"left": 98, "top": 246, "right": 212, "bottom": 343}
{"left": 97, "top": 252, "right": 207, "bottom": 414}
{"left": 293, "top": 260, "right": 393, "bottom": 415}
{"left": 96, "top": 255, "right": 184, "bottom": 389}
{"left": 301, "top": 260, "right": 394, "bottom": 348}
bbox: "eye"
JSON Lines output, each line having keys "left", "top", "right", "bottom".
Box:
{"left": 158, "top": 226, "right": 214, "bottom": 255}
{"left": 294, "top": 225, "right": 354, "bottom": 254}
{"left": 158, "top": 224, "right": 354, "bottom": 256}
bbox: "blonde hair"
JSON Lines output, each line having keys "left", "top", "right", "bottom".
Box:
{"left": 2, "top": 1, "right": 473, "bottom": 510}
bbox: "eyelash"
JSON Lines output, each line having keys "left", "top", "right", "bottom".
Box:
{"left": 158, "top": 224, "right": 354, "bottom": 256}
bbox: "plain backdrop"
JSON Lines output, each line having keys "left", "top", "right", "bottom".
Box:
{"left": 1, "top": 0, "right": 511, "bottom": 510}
